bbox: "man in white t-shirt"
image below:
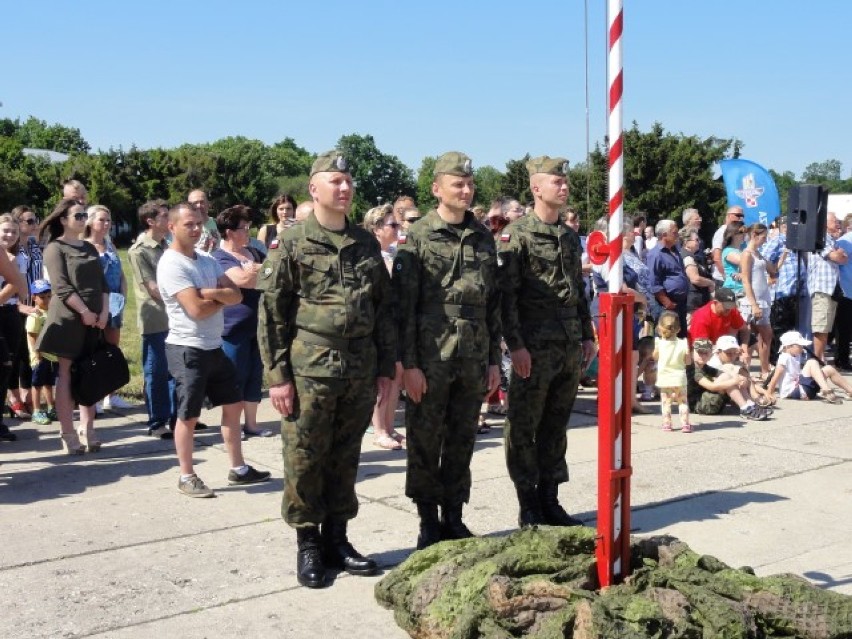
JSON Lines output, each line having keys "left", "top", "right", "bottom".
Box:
{"left": 157, "top": 203, "right": 270, "bottom": 497}
{"left": 711, "top": 206, "right": 744, "bottom": 283}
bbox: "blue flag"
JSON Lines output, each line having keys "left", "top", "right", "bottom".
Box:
{"left": 720, "top": 158, "right": 781, "bottom": 226}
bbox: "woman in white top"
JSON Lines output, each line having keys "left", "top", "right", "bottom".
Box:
{"left": 738, "top": 223, "right": 777, "bottom": 379}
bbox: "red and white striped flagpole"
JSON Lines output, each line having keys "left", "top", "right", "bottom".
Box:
{"left": 596, "top": 0, "right": 632, "bottom": 588}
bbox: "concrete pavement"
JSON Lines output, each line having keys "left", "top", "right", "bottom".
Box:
{"left": 1, "top": 385, "right": 850, "bottom": 638}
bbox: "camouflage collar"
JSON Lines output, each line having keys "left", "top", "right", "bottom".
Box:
{"left": 301, "top": 212, "right": 357, "bottom": 248}
{"left": 422, "top": 209, "right": 483, "bottom": 237}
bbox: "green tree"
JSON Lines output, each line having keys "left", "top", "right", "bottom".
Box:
{"left": 802, "top": 159, "right": 842, "bottom": 183}
{"left": 501, "top": 154, "right": 532, "bottom": 204}
{"left": 415, "top": 156, "right": 437, "bottom": 210}
{"left": 335, "top": 133, "right": 416, "bottom": 220}
{"left": 473, "top": 165, "right": 504, "bottom": 207}
{"left": 5, "top": 116, "right": 90, "bottom": 154}
{"left": 0, "top": 137, "right": 31, "bottom": 211}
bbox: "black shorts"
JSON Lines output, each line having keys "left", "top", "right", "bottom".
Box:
{"left": 165, "top": 344, "right": 242, "bottom": 420}
{"left": 31, "top": 360, "right": 58, "bottom": 387}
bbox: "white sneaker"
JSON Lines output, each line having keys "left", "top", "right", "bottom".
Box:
{"left": 108, "top": 395, "right": 133, "bottom": 409}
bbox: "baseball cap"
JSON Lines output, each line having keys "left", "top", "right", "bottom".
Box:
{"left": 310, "top": 150, "right": 350, "bottom": 176}
{"left": 433, "top": 152, "right": 473, "bottom": 177}
{"left": 692, "top": 338, "right": 713, "bottom": 352}
{"left": 30, "top": 279, "right": 51, "bottom": 295}
{"left": 714, "top": 287, "right": 737, "bottom": 308}
{"left": 526, "top": 156, "right": 570, "bottom": 177}
{"left": 714, "top": 335, "right": 740, "bottom": 352}
{"left": 779, "top": 330, "right": 811, "bottom": 351}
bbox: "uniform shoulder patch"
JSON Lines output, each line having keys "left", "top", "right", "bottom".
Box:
{"left": 397, "top": 234, "right": 407, "bottom": 245}
{"left": 500, "top": 232, "right": 511, "bottom": 242}
{"left": 269, "top": 239, "right": 279, "bottom": 249}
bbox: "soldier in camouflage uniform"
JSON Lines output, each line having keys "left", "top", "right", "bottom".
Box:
{"left": 393, "top": 151, "right": 502, "bottom": 549}
{"left": 497, "top": 156, "right": 597, "bottom": 528}
{"left": 257, "top": 151, "right": 397, "bottom": 588}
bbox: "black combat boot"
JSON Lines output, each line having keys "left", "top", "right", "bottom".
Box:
{"left": 440, "top": 503, "right": 474, "bottom": 540}
{"left": 516, "top": 486, "right": 545, "bottom": 528}
{"left": 415, "top": 502, "right": 442, "bottom": 550}
{"left": 538, "top": 483, "right": 584, "bottom": 527}
{"left": 321, "top": 519, "right": 377, "bottom": 576}
{"left": 296, "top": 526, "right": 327, "bottom": 588}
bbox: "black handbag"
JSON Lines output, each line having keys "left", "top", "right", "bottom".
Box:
{"left": 70, "top": 330, "right": 130, "bottom": 406}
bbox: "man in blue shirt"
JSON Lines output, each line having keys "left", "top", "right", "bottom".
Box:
{"left": 834, "top": 220, "right": 852, "bottom": 370}
{"left": 647, "top": 219, "right": 690, "bottom": 337}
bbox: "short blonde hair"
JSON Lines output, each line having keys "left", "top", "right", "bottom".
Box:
{"left": 362, "top": 204, "right": 393, "bottom": 234}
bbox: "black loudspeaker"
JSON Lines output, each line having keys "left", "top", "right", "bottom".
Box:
{"left": 786, "top": 185, "right": 828, "bottom": 252}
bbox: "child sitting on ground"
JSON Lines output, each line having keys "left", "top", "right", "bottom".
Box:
{"left": 766, "top": 330, "right": 852, "bottom": 404}
{"left": 25, "top": 280, "right": 58, "bottom": 425}
{"left": 653, "top": 312, "right": 692, "bottom": 432}
{"left": 707, "top": 335, "right": 776, "bottom": 409}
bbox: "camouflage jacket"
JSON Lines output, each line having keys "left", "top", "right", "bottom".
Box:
{"left": 257, "top": 213, "right": 396, "bottom": 384}
{"left": 497, "top": 213, "right": 594, "bottom": 351}
{"left": 393, "top": 209, "right": 501, "bottom": 368}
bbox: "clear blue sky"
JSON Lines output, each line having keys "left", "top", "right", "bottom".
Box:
{"left": 3, "top": 1, "right": 850, "bottom": 179}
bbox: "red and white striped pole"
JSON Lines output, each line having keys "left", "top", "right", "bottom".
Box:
{"left": 595, "top": 0, "right": 633, "bottom": 588}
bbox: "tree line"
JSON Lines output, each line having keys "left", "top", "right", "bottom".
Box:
{"left": 2, "top": 116, "right": 849, "bottom": 241}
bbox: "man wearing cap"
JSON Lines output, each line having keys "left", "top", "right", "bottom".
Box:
{"left": 687, "top": 287, "right": 749, "bottom": 358}
{"left": 257, "top": 150, "right": 396, "bottom": 588}
{"left": 497, "top": 156, "right": 595, "bottom": 528}
{"left": 711, "top": 206, "right": 745, "bottom": 285}
{"left": 393, "top": 151, "right": 501, "bottom": 549}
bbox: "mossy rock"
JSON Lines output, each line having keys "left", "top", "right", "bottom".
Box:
{"left": 375, "top": 527, "right": 852, "bottom": 638}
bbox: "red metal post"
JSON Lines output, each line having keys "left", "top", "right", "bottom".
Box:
{"left": 596, "top": 292, "right": 633, "bottom": 587}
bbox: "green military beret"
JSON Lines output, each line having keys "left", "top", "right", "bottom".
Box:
{"left": 310, "top": 150, "right": 350, "bottom": 176}
{"left": 526, "top": 155, "right": 570, "bottom": 177}
{"left": 433, "top": 151, "right": 474, "bottom": 177}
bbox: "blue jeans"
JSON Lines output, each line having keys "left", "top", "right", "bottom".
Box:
{"left": 142, "top": 331, "right": 175, "bottom": 426}
{"left": 221, "top": 324, "right": 263, "bottom": 403}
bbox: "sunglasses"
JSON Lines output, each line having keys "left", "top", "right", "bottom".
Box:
{"left": 68, "top": 212, "right": 88, "bottom": 221}
{"left": 385, "top": 221, "right": 400, "bottom": 229}
{"left": 21, "top": 218, "right": 38, "bottom": 225}
{"left": 405, "top": 217, "right": 420, "bottom": 223}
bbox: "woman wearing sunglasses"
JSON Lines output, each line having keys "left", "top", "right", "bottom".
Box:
{"left": 6, "top": 206, "right": 43, "bottom": 421}
{"left": 36, "top": 200, "right": 109, "bottom": 454}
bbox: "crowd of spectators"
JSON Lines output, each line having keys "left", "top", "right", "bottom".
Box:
{"left": 3, "top": 180, "right": 852, "bottom": 453}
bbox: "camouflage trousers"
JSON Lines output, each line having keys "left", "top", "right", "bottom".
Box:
{"left": 405, "top": 359, "right": 487, "bottom": 506}
{"left": 504, "top": 340, "right": 582, "bottom": 491}
{"left": 280, "top": 375, "right": 376, "bottom": 528}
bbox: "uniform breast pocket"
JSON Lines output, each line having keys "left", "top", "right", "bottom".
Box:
{"left": 529, "top": 242, "right": 558, "bottom": 275}
{"left": 297, "top": 254, "right": 335, "bottom": 297}
{"left": 475, "top": 250, "right": 497, "bottom": 289}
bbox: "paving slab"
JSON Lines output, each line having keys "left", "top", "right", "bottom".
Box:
{"left": 1, "top": 378, "right": 851, "bottom": 638}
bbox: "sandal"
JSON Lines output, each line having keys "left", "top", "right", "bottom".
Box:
{"left": 487, "top": 404, "right": 507, "bottom": 416}
{"left": 662, "top": 420, "right": 673, "bottom": 432}
{"left": 8, "top": 402, "right": 31, "bottom": 420}
{"left": 477, "top": 415, "right": 491, "bottom": 434}
{"left": 373, "top": 435, "right": 403, "bottom": 450}
{"left": 389, "top": 431, "right": 406, "bottom": 447}
{"left": 76, "top": 427, "right": 101, "bottom": 453}
{"left": 681, "top": 423, "right": 694, "bottom": 433}
{"left": 820, "top": 389, "right": 842, "bottom": 404}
